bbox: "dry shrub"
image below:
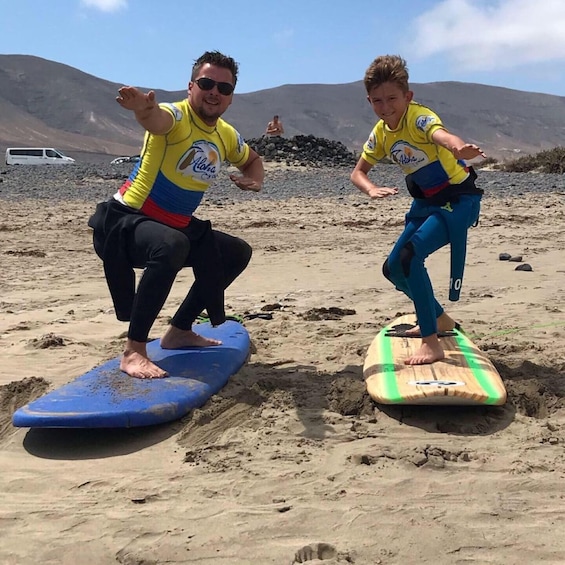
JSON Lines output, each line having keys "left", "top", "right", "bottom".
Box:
{"left": 503, "top": 146, "right": 565, "bottom": 174}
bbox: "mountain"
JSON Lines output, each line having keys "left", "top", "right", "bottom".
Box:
{"left": 1, "top": 54, "right": 565, "bottom": 161}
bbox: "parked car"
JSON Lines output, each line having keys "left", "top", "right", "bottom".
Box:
{"left": 5, "top": 147, "right": 75, "bottom": 165}
{"left": 110, "top": 155, "right": 140, "bottom": 165}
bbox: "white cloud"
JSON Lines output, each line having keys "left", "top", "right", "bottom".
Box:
{"left": 81, "top": 0, "right": 127, "bottom": 12}
{"left": 409, "top": 0, "right": 565, "bottom": 71}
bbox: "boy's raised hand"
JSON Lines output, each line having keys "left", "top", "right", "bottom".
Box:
{"left": 452, "top": 143, "right": 486, "bottom": 160}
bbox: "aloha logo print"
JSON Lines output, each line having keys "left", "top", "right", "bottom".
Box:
{"left": 177, "top": 140, "right": 221, "bottom": 181}
{"left": 390, "top": 141, "right": 428, "bottom": 170}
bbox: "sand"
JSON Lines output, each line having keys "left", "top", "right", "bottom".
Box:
{"left": 1, "top": 182, "right": 565, "bottom": 564}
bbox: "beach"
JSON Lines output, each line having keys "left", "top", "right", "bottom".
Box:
{"left": 1, "top": 164, "right": 564, "bottom": 564}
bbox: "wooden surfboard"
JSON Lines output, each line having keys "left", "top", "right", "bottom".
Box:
{"left": 364, "top": 315, "right": 506, "bottom": 405}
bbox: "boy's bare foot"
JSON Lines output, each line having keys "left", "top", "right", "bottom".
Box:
{"left": 160, "top": 325, "right": 222, "bottom": 349}
{"left": 404, "top": 335, "right": 445, "bottom": 365}
{"left": 120, "top": 339, "right": 168, "bottom": 379}
{"left": 404, "top": 312, "right": 457, "bottom": 337}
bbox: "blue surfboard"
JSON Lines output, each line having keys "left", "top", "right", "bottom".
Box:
{"left": 12, "top": 321, "right": 250, "bottom": 429}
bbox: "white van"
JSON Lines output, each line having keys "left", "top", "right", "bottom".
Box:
{"left": 5, "top": 147, "right": 75, "bottom": 165}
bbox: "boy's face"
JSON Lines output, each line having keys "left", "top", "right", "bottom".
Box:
{"left": 367, "top": 82, "right": 413, "bottom": 130}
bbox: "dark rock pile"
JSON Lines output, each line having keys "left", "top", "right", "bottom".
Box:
{"left": 246, "top": 135, "right": 357, "bottom": 168}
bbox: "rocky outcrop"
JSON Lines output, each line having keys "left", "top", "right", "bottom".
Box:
{"left": 246, "top": 135, "right": 357, "bottom": 168}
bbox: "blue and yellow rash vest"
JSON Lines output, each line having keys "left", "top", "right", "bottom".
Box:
{"left": 362, "top": 101, "right": 481, "bottom": 303}
{"left": 361, "top": 101, "right": 470, "bottom": 197}
{"left": 114, "top": 99, "right": 250, "bottom": 228}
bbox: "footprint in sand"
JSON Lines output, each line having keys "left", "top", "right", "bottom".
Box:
{"left": 292, "top": 542, "right": 337, "bottom": 563}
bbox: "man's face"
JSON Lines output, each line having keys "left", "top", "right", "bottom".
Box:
{"left": 188, "top": 63, "right": 234, "bottom": 125}
{"left": 367, "top": 82, "right": 413, "bottom": 130}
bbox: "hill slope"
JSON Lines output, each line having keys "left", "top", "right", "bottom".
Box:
{"left": 1, "top": 55, "right": 564, "bottom": 160}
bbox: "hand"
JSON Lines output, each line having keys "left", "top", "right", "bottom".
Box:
{"left": 116, "top": 86, "right": 157, "bottom": 113}
{"left": 229, "top": 174, "right": 262, "bottom": 192}
{"left": 367, "top": 186, "right": 399, "bottom": 199}
{"left": 452, "top": 143, "right": 486, "bottom": 160}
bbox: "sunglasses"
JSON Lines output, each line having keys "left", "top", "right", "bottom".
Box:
{"left": 194, "top": 77, "right": 234, "bottom": 96}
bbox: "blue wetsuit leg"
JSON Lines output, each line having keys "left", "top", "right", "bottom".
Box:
{"left": 384, "top": 200, "right": 449, "bottom": 337}
{"left": 384, "top": 196, "right": 480, "bottom": 337}
{"left": 404, "top": 210, "right": 450, "bottom": 337}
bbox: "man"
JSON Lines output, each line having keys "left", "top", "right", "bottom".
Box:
{"left": 89, "top": 51, "right": 264, "bottom": 379}
{"left": 265, "top": 115, "right": 284, "bottom": 136}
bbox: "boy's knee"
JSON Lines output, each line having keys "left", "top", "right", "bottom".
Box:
{"left": 383, "top": 241, "right": 415, "bottom": 280}
{"left": 398, "top": 242, "right": 415, "bottom": 277}
{"left": 382, "top": 258, "right": 392, "bottom": 281}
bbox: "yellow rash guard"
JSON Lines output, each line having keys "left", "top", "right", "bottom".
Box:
{"left": 361, "top": 101, "right": 470, "bottom": 198}
{"left": 115, "top": 99, "right": 249, "bottom": 228}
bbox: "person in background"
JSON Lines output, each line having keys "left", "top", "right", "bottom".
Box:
{"left": 89, "top": 50, "right": 264, "bottom": 379}
{"left": 265, "top": 115, "right": 284, "bottom": 136}
{"left": 350, "top": 54, "right": 485, "bottom": 365}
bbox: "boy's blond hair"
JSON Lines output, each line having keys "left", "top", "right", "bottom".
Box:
{"left": 364, "top": 55, "right": 409, "bottom": 94}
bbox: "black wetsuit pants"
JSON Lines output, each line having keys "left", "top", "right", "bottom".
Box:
{"left": 126, "top": 219, "right": 251, "bottom": 342}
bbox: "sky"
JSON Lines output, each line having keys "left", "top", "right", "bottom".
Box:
{"left": 1, "top": 0, "right": 564, "bottom": 96}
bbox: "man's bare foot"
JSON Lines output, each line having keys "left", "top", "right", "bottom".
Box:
{"left": 404, "top": 335, "right": 445, "bottom": 365}
{"left": 160, "top": 325, "right": 222, "bottom": 349}
{"left": 404, "top": 312, "right": 457, "bottom": 337}
{"left": 120, "top": 339, "right": 168, "bottom": 379}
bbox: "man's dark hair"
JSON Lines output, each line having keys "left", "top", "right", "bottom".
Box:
{"left": 192, "top": 51, "right": 239, "bottom": 86}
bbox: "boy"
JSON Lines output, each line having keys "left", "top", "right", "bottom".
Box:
{"left": 350, "top": 55, "right": 485, "bottom": 365}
